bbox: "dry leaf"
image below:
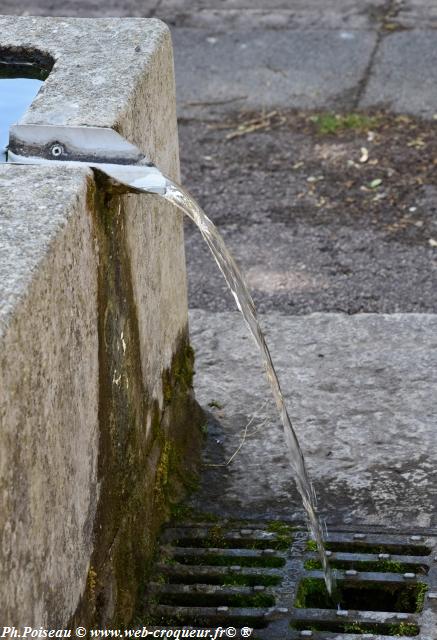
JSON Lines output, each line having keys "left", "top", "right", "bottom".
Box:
{"left": 407, "top": 137, "right": 426, "bottom": 149}
{"left": 369, "top": 178, "right": 382, "bottom": 189}
{"left": 359, "top": 147, "right": 369, "bottom": 163}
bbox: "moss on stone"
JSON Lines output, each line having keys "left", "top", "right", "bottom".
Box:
{"left": 70, "top": 179, "right": 204, "bottom": 629}
{"left": 266, "top": 521, "right": 293, "bottom": 550}
{"left": 295, "top": 576, "right": 427, "bottom": 615}
{"left": 415, "top": 581, "right": 428, "bottom": 612}
{"left": 304, "top": 557, "right": 426, "bottom": 574}
{"left": 306, "top": 539, "right": 318, "bottom": 552}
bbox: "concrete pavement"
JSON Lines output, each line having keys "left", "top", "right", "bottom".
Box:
{"left": 188, "top": 310, "right": 437, "bottom": 531}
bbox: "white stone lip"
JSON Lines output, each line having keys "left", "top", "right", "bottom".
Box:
{"left": 8, "top": 124, "right": 168, "bottom": 195}
{"left": 10, "top": 124, "right": 146, "bottom": 163}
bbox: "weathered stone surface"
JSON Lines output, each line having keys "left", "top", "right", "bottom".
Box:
{"left": 392, "top": 0, "right": 437, "bottom": 29}
{"left": 173, "top": 29, "right": 377, "bottom": 117}
{"left": 0, "top": 164, "right": 99, "bottom": 625}
{"left": 360, "top": 31, "right": 437, "bottom": 117}
{"left": 158, "top": 0, "right": 387, "bottom": 29}
{"left": 0, "top": 0, "right": 387, "bottom": 28}
{"left": 0, "top": 0, "right": 159, "bottom": 17}
{"left": 0, "top": 17, "right": 202, "bottom": 627}
{"left": 189, "top": 310, "right": 437, "bottom": 531}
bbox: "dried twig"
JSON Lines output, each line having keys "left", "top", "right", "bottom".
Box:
{"left": 182, "top": 95, "right": 248, "bottom": 107}
{"left": 205, "top": 402, "right": 270, "bottom": 468}
{"left": 226, "top": 110, "right": 285, "bottom": 140}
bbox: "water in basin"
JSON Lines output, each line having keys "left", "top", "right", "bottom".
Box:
{"left": 0, "top": 77, "right": 43, "bottom": 162}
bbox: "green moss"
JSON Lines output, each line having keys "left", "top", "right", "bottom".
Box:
{"left": 206, "top": 524, "right": 226, "bottom": 547}
{"left": 232, "top": 592, "right": 274, "bottom": 607}
{"left": 306, "top": 539, "right": 318, "bottom": 552}
{"left": 223, "top": 573, "right": 281, "bottom": 587}
{"left": 266, "top": 521, "right": 293, "bottom": 550}
{"left": 295, "top": 577, "right": 427, "bottom": 614}
{"left": 200, "top": 423, "right": 208, "bottom": 436}
{"left": 177, "top": 553, "right": 285, "bottom": 569}
{"left": 157, "top": 591, "right": 274, "bottom": 608}
{"left": 69, "top": 183, "right": 204, "bottom": 628}
{"left": 173, "top": 526, "right": 292, "bottom": 551}
{"left": 390, "top": 622, "right": 420, "bottom": 636}
{"left": 153, "top": 440, "right": 171, "bottom": 509}
{"left": 294, "top": 577, "right": 327, "bottom": 609}
{"left": 208, "top": 399, "right": 224, "bottom": 409}
{"left": 309, "top": 112, "right": 380, "bottom": 135}
{"left": 292, "top": 617, "right": 419, "bottom": 636}
{"left": 170, "top": 504, "right": 220, "bottom": 523}
{"left": 304, "top": 557, "right": 425, "bottom": 574}
{"left": 324, "top": 541, "right": 431, "bottom": 556}
{"left": 343, "top": 622, "right": 366, "bottom": 633}
{"left": 415, "top": 581, "right": 428, "bottom": 612}
{"left": 162, "top": 344, "right": 195, "bottom": 406}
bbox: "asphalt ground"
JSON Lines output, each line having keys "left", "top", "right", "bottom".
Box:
{"left": 180, "top": 111, "right": 437, "bottom": 313}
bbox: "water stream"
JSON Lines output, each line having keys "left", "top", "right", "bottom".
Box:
{"left": 162, "top": 180, "right": 335, "bottom": 594}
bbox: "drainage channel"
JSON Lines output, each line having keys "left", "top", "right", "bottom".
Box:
{"left": 143, "top": 521, "right": 437, "bottom": 639}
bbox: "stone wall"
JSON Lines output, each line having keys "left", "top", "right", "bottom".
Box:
{"left": 0, "top": 17, "right": 202, "bottom": 627}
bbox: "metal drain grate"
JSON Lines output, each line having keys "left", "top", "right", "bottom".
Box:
{"left": 290, "top": 530, "right": 437, "bottom": 640}
{"left": 144, "top": 522, "right": 437, "bottom": 639}
{"left": 145, "top": 522, "right": 292, "bottom": 635}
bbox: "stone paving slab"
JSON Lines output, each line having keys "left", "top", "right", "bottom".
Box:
{"left": 189, "top": 310, "right": 437, "bottom": 531}
{"left": 0, "top": 0, "right": 158, "bottom": 16}
{"left": 360, "top": 30, "right": 437, "bottom": 117}
{"left": 173, "top": 28, "right": 377, "bottom": 117}
{"left": 157, "top": 0, "right": 386, "bottom": 29}
{"left": 0, "top": 0, "right": 387, "bottom": 27}
{"left": 392, "top": 0, "right": 437, "bottom": 29}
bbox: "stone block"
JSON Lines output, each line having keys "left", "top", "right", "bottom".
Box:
{"left": 0, "top": 16, "right": 202, "bottom": 627}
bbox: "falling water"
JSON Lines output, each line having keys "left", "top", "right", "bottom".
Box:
{"left": 162, "top": 179, "right": 335, "bottom": 594}
{"left": 2, "top": 74, "right": 333, "bottom": 590}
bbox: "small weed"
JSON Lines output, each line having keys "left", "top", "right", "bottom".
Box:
{"left": 170, "top": 503, "right": 220, "bottom": 523}
{"left": 223, "top": 573, "right": 281, "bottom": 587}
{"left": 208, "top": 399, "right": 224, "bottom": 409}
{"left": 266, "top": 521, "right": 293, "bottom": 550}
{"left": 344, "top": 622, "right": 365, "bottom": 633}
{"left": 310, "top": 112, "right": 379, "bottom": 135}
{"left": 295, "top": 577, "right": 425, "bottom": 614}
{"left": 415, "top": 581, "right": 428, "bottom": 612}
{"left": 177, "top": 553, "right": 285, "bottom": 568}
{"left": 206, "top": 524, "right": 226, "bottom": 547}
{"left": 291, "top": 619, "right": 420, "bottom": 636}
{"left": 304, "top": 557, "right": 426, "bottom": 574}
{"left": 200, "top": 423, "right": 208, "bottom": 436}
{"left": 325, "top": 541, "right": 431, "bottom": 555}
{"left": 294, "top": 577, "right": 332, "bottom": 609}
{"left": 388, "top": 621, "right": 420, "bottom": 636}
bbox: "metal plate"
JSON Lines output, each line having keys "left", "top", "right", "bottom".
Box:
{"left": 144, "top": 521, "right": 437, "bottom": 639}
